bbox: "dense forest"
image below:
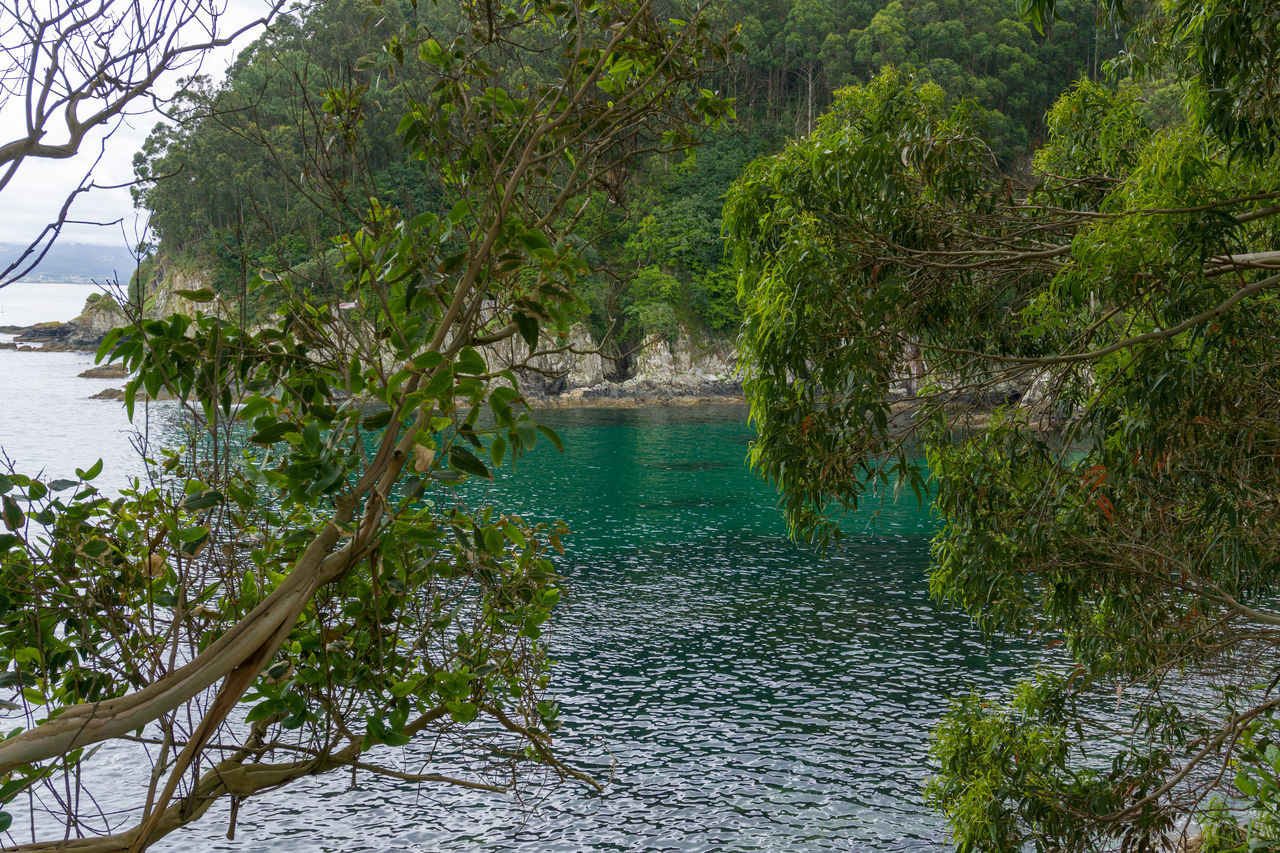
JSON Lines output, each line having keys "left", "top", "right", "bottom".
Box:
{"left": 6, "top": 0, "right": 1280, "bottom": 849}
{"left": 133, "top": 0, "right": 1120, "bottom": 361}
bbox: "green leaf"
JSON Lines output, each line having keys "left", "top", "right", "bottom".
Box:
{"left": 245, "top": 700, "right": 283, "bottom": 724}
{"left": 514, "top": 312, "right": 539, "bottom": 353}
{"left": 455, "top": 347, "right": 486, "bottom": 376}
{"left": 502, "top": 522, "right": 527, "bottom": 549}
{"left": 79, "top": 538, "right": 111, "bottom": 559}
{"left": 412, "top": 350, "right": 446, "bottom": 370}
{"left": 449, "top": 446, "right": 492, "bottom": 480}
{"left": 174, "top": 288, "right": 217, "bottom": 303}
{"left": 176, "top": 525, "right": 210, "bottom": 543}
{"left": 380, "top": 729, "right": 411, "bottom": 747}
{"left": 0, "top": 671, "right": 32, "bottom": 689}
{"left": 76, "top": 459, "right": 104, "bottom": 481}
{"left": 439, "top": 251, "right": 468, "bottom": 274}
{"left": 361, "top": 408, "right": 393, "bottom": 431}
{"left": 1, "top": 496, "right": 23, "bottom": 532}
{"left": 517, "top": 230, "right": 552, "bottom": 253}
{"left": 447, "top": 199, "right": 471, "bottom": 225}
{"left": 47, "top": 479, "right": 78, "bottom": 492}
{"left": 536, "top": 424, "right": 563, "bottom": 452}
{"left": 181, "top": 490, "right": 224, "bottom": 511}
{"left": 447, "top": 700, "right": 478, "bottom": 723}
{"left": 423, "top": 368, "right": 454, "bottom": 399}
{"left": 248, "top": 422, "right": 298, "bottom": 446}
{"left": 1237, "top": 771, "right": 1259, "bottom": 797}
{"left": 515, "top": 421, "right": 537, "bottom": 450}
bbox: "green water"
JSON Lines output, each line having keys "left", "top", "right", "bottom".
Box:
{"left": 162, "top": 404, "right": 1025, "bottom": 852}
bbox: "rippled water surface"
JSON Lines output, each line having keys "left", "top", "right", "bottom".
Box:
{"left": 158, "top": 407, "right": 1025, "bottom": 852}
{"left": 1, "top": 285, "right": 1028, "bottom": 851}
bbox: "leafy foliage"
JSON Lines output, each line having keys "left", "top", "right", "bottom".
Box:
{"left": 729, "top": 61, "right": 1280, "bottom": 850}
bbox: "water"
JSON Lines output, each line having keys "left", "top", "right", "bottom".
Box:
{"left": 0, "top": 284, "right": 1027, "bottom": 851}
{"left": 0, "top": 282, "right": 159, "bottom": 493}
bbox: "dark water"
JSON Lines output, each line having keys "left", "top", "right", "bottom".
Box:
{"left": 151, "top": 405, "right": 1024, "bottom": 852}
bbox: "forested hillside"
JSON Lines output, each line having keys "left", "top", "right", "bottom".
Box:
{"left": 133, "top": 0, "right": 1120, "bottom": 362}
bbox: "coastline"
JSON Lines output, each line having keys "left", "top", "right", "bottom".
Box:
{"left": 7, "top": 316, "right": 1053, "bottom": 428}
{"left": 6, "top": 314, "right": 749, "bottom": 409}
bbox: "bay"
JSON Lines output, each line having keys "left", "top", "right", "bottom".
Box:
{"left": 0, "top": 283, "right": 1023, "bottom": 851}
{"left": 156, "top": 409, "right": 1021, "bottom": 852}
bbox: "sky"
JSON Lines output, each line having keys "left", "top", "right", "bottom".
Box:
{"left": 0, "top": 0, "right": 276, "bottom": 251}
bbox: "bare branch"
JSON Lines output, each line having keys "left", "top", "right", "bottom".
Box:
{"left": 0, "top": 0, "right": 284, "bottom": 285}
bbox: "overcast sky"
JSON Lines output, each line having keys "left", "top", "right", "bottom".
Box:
{"left": 0, "top": 0, "right": 276, "bottom": 251}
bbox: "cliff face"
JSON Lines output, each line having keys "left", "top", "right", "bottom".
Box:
{"left": 559, "top": 326, "right": 740, "bottom": 404}
{"left": 483, "top": 323, "right": 741, "bottom": 404}
{"left": 482, "top": 323, "right": 608, "bottom": 392}
{"left": 631, "top": 327, "right": 735, "bottom": 384}
{"left": 146, "top": 263, "right": 223, "bottom": 320}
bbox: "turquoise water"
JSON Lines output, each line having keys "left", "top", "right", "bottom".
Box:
{"left": 154, "top": 407, "right": 1025, "bottom": 852}
{"left": 1, "top": 285, "right": 1027, "bottom": 851}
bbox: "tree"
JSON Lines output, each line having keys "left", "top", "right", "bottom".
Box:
{"left": 0, "top": 1, "right": 735, "bottom": 849}
{"left": 783, "top": 0, "right": 834, "bottom": 134}
{"left": 0, "top": 0, "right": 284, "bottom": 284}
{"left": 844, "top": 0, "right": 1115, "bottom": 159}
{"left": 1023, "top": 0, "right": 1279, "bottom": 152}
{"left": 726, "top": 59, "right": 1280, "bottom": 851}
{"left": 132, "top": 0, "right": 431, "bottom": 299}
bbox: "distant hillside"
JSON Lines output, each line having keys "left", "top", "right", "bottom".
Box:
{"left": 2, "top": 242, "right": 139, "bottom": 283}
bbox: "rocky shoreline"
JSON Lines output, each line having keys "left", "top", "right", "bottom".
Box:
{"left": 0, "top": 290, "right": 129, "bottom": 351}
{"left": 533, "top": 378, "right": 743, "bottom": 408}
{"left": 7, "top": 299, "right": 1077, "bottom": 428}
{"left": 5, "top": 304, "right": 1066, "bottom": 423}
{"left": 2, "top": 299, "right": 747, "bottom": 407}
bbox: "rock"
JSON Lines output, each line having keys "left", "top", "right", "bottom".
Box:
{"left": 13, "top": 293, "right": 128, "bottom": 351}
{"left": 31, "top": 260, "right": 746, "bottom": 408}
{"left": 89, "top": 386, "right": 174, "bottom": 402}
{"left": 481, "top": 322, "right": 607, "bottom": 396}
{"left": 78, "top": 364, "right": 128, "bottom": 379}
{"left": 148, "top": 266, "right": 228, "bottom": 320}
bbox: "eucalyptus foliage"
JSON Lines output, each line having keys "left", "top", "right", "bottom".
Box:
{"left": 728, "top": 62, "right": 1280, "bottom": 851}
{"left": 0, "top": 2, "right": 734, "bottom": 849}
